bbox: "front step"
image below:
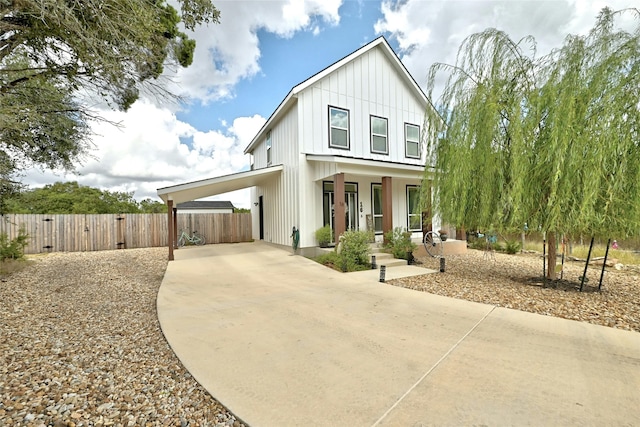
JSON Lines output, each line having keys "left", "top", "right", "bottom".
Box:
{"left": 369, "top": 245, "right": 408, "bottom": 268}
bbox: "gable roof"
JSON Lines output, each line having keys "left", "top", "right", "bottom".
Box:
{"left": 176, "top": 201, "right": 235, "bottom": 210}
{"left": 244, "top": 36, "right": 435, "bottom": 154}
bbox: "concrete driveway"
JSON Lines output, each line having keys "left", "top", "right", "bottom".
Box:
{"left": 157, "top": 242, "right": 640, "bottom": 426}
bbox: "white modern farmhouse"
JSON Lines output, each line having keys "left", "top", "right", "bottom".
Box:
{"left": 158, "top": 36, "right": 437, "bottom": 259}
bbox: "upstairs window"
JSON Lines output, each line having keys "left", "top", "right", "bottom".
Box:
{"left": 329, "top": 106, "right": 350, "bottom": 149}
{"left": 370, "top": 116, "right": 388, "bottom": 154}
{"left": 405, "top": 123, "right": 420, "bottom": 159}
{"left": 266, "top": 130, "right": 272, "bottom": 165}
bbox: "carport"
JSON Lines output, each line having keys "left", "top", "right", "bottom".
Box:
{"left": 157, "top": 165, "right": 283, "bottom": 260}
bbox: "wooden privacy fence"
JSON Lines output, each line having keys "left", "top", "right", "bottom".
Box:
{"left": 0, "top": 213, "right": 252, "bottom": 254}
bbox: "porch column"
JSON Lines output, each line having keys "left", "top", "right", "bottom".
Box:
{"left": 167, "top": 200, "right": 174, "bottom": 261}
{"left": 334, "top": 173, "right": 346, "bottom": 244}
{"left": 382, "top": 176, "right": 393, "bottom": 243}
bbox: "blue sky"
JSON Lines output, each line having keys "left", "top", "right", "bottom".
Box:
{"left": 23, "top": 0, "right": 637, "bottom": 208}
{"left": 177, "top": 1, "right": 390, "bottom": 132}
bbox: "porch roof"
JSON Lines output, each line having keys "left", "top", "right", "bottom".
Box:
{"left": 306, "top": 155, "right": 432, "bottom": 181}
{"left": 157, "top": 165, "right": 283, "bottom": 205}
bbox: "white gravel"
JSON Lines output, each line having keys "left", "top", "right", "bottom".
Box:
{"left": 391, "top": 249, "right": 640, "bottom": 333}
{"left": 1, "top": 248, "right": 246, "bottom": 427}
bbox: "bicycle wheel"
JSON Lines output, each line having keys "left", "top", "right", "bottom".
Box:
{"left": 196, "top": 234, "right": 205, "bottom": 245}
{"left": 423, "top": 231, "right": 442, "bottom": 258}
{"left": 177, "top": 235, "right": 186, "bottom": 247}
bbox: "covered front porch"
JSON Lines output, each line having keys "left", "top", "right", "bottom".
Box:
{"left": 306, "top": 155, "right": 434, "bottom": 248}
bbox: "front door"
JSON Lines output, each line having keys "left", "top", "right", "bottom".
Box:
{"left": 258, "top": 195, "right": 264, "bottom": 240}
{"left": 323, "top": 181, "right": 358, "bottom": 242}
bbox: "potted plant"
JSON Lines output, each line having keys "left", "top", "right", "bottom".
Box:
{"left": 315, "top": 225, "right": 332, "bottom": 248}
{"left": 439, "top": 229, "right": 448, "bottom": 241}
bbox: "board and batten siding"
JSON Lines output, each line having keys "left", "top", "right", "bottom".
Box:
{"left": 1, "top": 213, "right": 251, "bottom": 254}
{"left": 250, "top": 102, "right": 301, "bottom": 247}
{"left": 297, "top": 46, "right": 426, "bottom": 163}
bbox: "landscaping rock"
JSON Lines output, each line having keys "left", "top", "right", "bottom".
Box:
{"left": 390, "top": 249, "right": 640, "bottom": 333}
{"left": 0, "top": 248, "right": 246, "bottom": 427}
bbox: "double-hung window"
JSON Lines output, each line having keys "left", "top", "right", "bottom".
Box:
{"left": 370, "top": 116, "right": 388, "bottom": 154}
{"left": 266, "top": 130, "right": 272, "bottom": 165}
{"left": 329, "top": 106, "right": 350, "bottom": 149}
{"left": 372, "top": 184, "right": 383, "bottom": 234}
{"left": 405, "top": 123, "right": 420, "bottom": 158}
{"left": 407, "top": 186, "right": 421, "bottom": 231}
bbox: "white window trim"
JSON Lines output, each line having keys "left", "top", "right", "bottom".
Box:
{"left": 370, "top": 115, "right": 388, "bottom": 154}
{"left": 372, "top": 183, "right": 383, "bottom": 234}
{"left": 405, "top": 123, "right": 420, "bottom": 159}
{"left": 407, "top": 185, "right": 421, "bottom": 232}
{"left": 266, "top": 130, "right": 272, "bottom": 166}
{"left": 329, "top": 106, "right": 350, "bottom": 150}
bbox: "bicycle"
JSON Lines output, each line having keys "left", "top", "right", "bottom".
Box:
{"left": 177, "top": 230, "right": 206, "bottom": 247}
{"left": 423, "top": 230, "right": 444, "bottom": 258}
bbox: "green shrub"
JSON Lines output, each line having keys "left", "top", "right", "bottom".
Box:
{"left": 384, "top": 227, "right": 417, "bottom": 261}
{"left": 0, "top": 228, "right": 29, "bottom": 261}
{"left": 467, "top": 236, "right": 505, "bottom": 252}
{"left": 313, "top": 230, "right": 372, "bottom": 272}
{"left": 468, "top": 238, "right": 486, "bottom": 250}
{"left": 314, "top": 225, "right": 332, "bottom": 247}
{"left": 337, "top": 229, "right": 372, "bottom": 271}
{"left": 504, "top": 240, "right": 521, "bottom": 254}
{"left": 314, "top": 251, "right": 341, "bottom": 270}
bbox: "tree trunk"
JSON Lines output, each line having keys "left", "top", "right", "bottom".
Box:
{"left": 456, "top": 226, "right": 466, "bottom": 240}
{"left": 547, "top": 232, "right": 557, "bottom": 280}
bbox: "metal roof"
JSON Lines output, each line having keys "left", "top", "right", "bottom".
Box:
{"left": 157, "top": 165, "right": 284, "bottom": 205}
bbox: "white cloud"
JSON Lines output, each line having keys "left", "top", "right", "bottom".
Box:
{"left": 168, "top": 0, "right": 343, "bottom": 104}
{"left": 375, "top": 0, "right": 636, "bottom": 99}
{"left": 23, "top": 102, "right": 266, "bottom": 209}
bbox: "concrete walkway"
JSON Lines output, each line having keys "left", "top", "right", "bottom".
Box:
{"left": 157, "top": 242, "right": 640, "bottom": 426}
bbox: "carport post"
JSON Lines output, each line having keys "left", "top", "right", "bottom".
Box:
{"left": 167, "top": 200, "right": 174, "bottom": 261}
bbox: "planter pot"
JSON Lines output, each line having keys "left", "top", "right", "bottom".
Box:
{"left": 406, "top": 251, "right": 414, "bottom": 265}
{"left": 440, "top": 234, "right": 448, "bottom": 242}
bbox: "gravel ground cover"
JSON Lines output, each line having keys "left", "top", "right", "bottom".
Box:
{"left": 1, "top": 248, "right": 245, "bottom": 427}
{"left": 390, "top": 249, "right": 640, "bottom": 333}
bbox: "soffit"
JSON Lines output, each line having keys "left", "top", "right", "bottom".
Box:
{"left": 157, "top": 165, "right": 283, "bottom": 205}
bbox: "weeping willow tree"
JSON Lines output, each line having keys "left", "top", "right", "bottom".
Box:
{"left": 424, "top": 7, "right": 640, "bottom": 279}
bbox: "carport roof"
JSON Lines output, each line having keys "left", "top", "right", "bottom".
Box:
{"left": 157, "top": 165, "right": 283, "bottom": 205}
